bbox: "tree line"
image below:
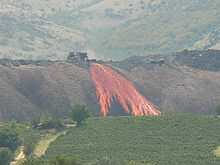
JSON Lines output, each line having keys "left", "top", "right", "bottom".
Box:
{"left": 0, "top": 104, "right": 90, "bottom": 165}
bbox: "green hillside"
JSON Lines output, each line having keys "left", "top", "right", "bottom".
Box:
{"left": 1, "top": 0, "right": 220, "bottom": 60}
{"left": 45, "top": 113, "right": 220, "bottom": 164}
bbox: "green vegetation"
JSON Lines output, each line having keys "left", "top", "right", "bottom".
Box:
{"left": 216, "top": 105, "right": 220, "bottom": 115}
{"left": 0, "top": 147, "right": 13, "bottom": 165}
{"left": 0, "top": 121, "right": 41, "bottom": 164}
{"left": 71, "top": 105, "right": 90, "bottom": 127}
{"left": 33, "top": 132, "right": 66, "bottom": 158}
{"left": 45, "top": 113, "right": 220, "bottom": 165}
{"left": 22, "top": 156, "right": 81, "bottom": 165}
{"left": 21, "top": 157, "right": 46, "bottom": 165}
{"left": 14, "top": 123, "right": 41, "bottom": 156}
{"left": 0, "top": 118, "right": 70, "bottom": 165}
{"left": 1, "top": 113, "right": 220, "bottom": 164}
{"left": 0, "top": 126, "right": 20, "bottom": 151}
{"left": 31, "top": 115, "right": 64, "bottom": 131}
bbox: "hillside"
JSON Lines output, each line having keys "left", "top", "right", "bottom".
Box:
{"left": 0, "top": 0, "right": 220, "bottom": 60}
{"left": 0, "top": 50, "right": 220, "bottom": 121}
{"left": 45, "top": 114, "right": 220, "bottom": 164}
{"left": 0, "top": 62, "right": 99, "bottom": 121}
{"left": 111, "top": 50, "right": 220, "bottom": 114}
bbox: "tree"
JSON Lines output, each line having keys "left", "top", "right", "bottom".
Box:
{"left": 31, "top": 116, "right": 41, "bottom": 129}
{"left": 23, "top": 138, "right": 35, "bottom": 156}
{"left": 216, "top": 105, "right": 220, "bottom": 115}
{"left": 31, "top": 115, "right": 64, "bottom": 130}
{"left": 0, "top": 128, "right": 20, "bottom": 151}
{"left": 0, "top": 147, "right": 13, "bottom": 165}
{"left": 71, "top": 105, "right": 90, "bottom": 126}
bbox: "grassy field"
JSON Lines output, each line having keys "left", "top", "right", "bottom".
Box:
{"left": 33, "top": 131, "right": 66, "bottom": 157}
{"left": 45, "top": 113, "right": 220, "bottom": 165}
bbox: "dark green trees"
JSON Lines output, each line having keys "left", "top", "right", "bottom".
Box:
{"left": 0, "top": 125, "right": 20, "bottom": 165}
{"left": 71, "top": 105, "right": 90, "bottom": 126}
{"left": 0, "top": 128, "right": 20, "bottom": 151}
{"left": 31, "top": 115, "right": 64, "bottom": 130}
{"left": 0, "top": 147, "right": 13, "bottom": 165}
{"left": 216, "top": 105, "right": 220, "bottom": 115}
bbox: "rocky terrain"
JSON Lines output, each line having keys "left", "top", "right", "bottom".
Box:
{"left": 0, "top": 0, "right": 220, "bottom": 60}
{"left": 0, "top": 50, "right": 220, "bottom": 121}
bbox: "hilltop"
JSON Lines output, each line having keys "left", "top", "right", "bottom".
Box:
{"left": 0, "top": 50, "right": 220, "bottom": 121}
{"left": 0, "top": 0, "right": 220, "bottom": 60}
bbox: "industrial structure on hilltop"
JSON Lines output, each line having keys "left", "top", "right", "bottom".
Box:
{"left": 66, "top": 51, "right": 98, "bottom": 67}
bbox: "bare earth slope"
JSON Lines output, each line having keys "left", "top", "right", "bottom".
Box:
{"left": 0, "top": 63, "right": 98, "bottom": 121}
{"left": 113, "top": 62, "right": 220, "bottom": 114}
{"left": 0, "top": 50, "right": 220, "bottom": 120}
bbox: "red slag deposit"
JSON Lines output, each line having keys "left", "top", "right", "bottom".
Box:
{"left": 90, "top": 63, "right": 161, "bottom": 117}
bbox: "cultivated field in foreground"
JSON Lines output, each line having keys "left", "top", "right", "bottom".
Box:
{"left": 45, "top": 113, "right": 220, "bottom": 165}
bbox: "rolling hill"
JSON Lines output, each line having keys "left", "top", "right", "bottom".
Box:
{"left": 0, "top": 0, "right": 220, "bottom": 60}
{"left": 0, "top": 62, "right": 99, "bottom": 120}
{"left": 0, "top": 50, "right": 220, "bottom": 121}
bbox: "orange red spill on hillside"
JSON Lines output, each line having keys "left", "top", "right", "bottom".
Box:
{"left": 90, "top": 63, "right": 161, "bottom": 117}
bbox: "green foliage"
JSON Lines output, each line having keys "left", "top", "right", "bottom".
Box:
{"left": 127, "top": 160, "right": 156, "bottom": 165}
{"left": 71, "top": 105, "right": 90, "bottom": 126}
{"left": 22, "top": 156, "right": 81, "bottom": 165}
{"left": 18, "top": 124, "right": 41, "bottom": 156}
{"left": 91, "top": 157, "right": 121, "bottom": 165}
{"left": 216, "top": 105, "right": 220, "bottom": 115}
{"left": 0, "top": 147, "right": 13, "bottom": 165}
{"left": 31, "top": 117, "right": 41, "bottom": 129}
{"left": 46, "top": 113, "right": 220, "bottom": 165}
{"left": 0, "top": 121, "right": 41, "bottom": 156}
{"left": 31, "top": 115, "right": 64, "bottom": 130}
{"left": 50, "top": 155, "right": 81, "bottom": 165}
{"left": 0, "top": 127, "right": 20, "bottom": 151}
{"left": 23, "top": 138, "right": 35, "bottom": 156}
{"left": 22, "top": 157, "right": 47, "bottom": 165}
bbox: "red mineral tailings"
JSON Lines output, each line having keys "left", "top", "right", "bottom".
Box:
{"left": 90, "top": 63, "right": 161, "bottom": 117}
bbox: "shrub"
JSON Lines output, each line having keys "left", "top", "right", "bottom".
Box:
{"left": 0, "top": 147, "right": 13, "bottom": 165}
{"left": 0, "top": 127, "right": 20, "bottom": 151}
{"left": 71, "top": 105, "right": 90, "bottom": 127}
{"left": 31, "top": 117, "right": 41, "bottom": 129}
{"left": 23, "top": 138, "right": 35, "bottom": 156}
{"left": 40, "top": 118, "right": 64, "bottom": 130}
{"left": 216, "top": 105, "right": 220, "bottom": 115}
{"left": 22, "top": 157, "right": 47, "bottom": 165}
{"left": 31, "top": 115, "right": 64, "bottom": 130}
{"left": 50, "top": 155, "right": 81, "bottom": 165}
